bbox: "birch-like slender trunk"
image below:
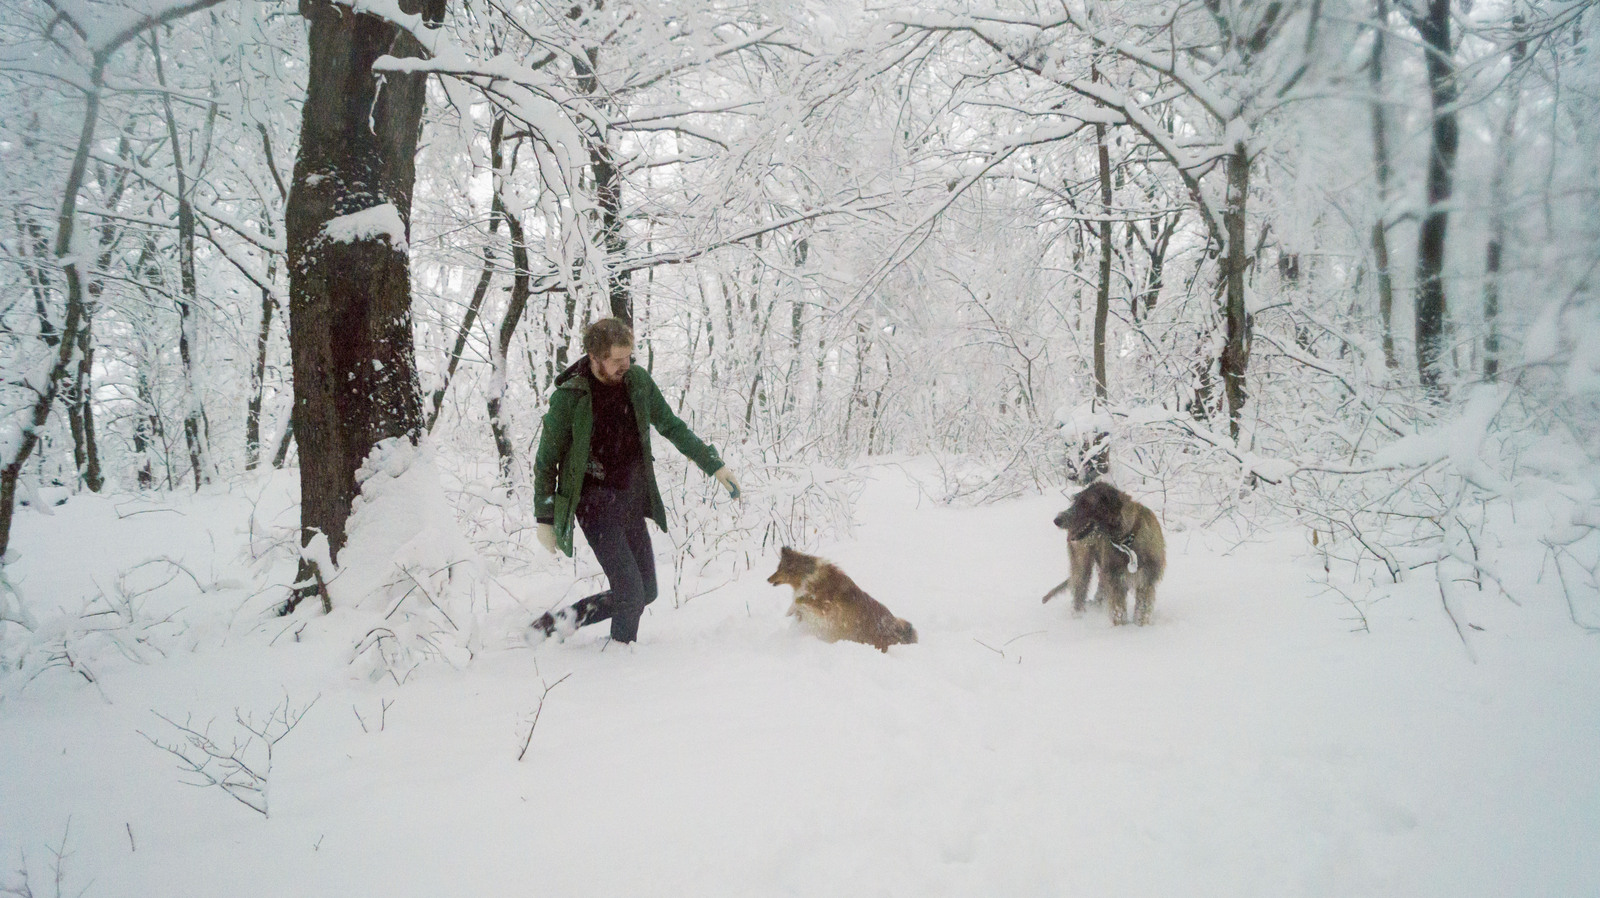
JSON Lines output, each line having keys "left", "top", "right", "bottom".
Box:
{"left": 152, "top": 31, "right": 213, "bottom": 489}
{"left": 428, "top": 116, "right": 506, "bottom": 433}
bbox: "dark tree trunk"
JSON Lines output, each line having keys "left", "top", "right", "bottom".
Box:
{"left": 66, "top": 135, "right": 131, "bottom": 493}
{"left": 271, "top": 418, "right": 295, "bottom": 469}
{"left": 282, "top": 0, "right": 442, "bottom": 612}
{"left": 488, "top": 130, "right": 533, "bottom": 481}
{"left": 593, "top": 136, "right": 630, "bottom": 323}
{"left": 1370, "top": 0, "right": 1398, "bottom": 370}
{"left": 1483, "top": 17, "right": 1525, "bottom": 383}
{"left": 1412, "top": 0, "right": 1458, "bottom": 398}
{"left": 246, "top": 261, "right": 277, "bottom": 471}
{"left": 133, "top": 365, "right": 159, "bottom": 488}
{"left": 1220, "top": 141, "right": 1252, "bottom": 440}
{"left": 1132, "top": 211, "right": 1178, "bottom": 321}
{"left": 69, "top": 321, "right": 102, "bottom": 491}
{"left": 248, "top": 127, "right": 287, "bottom": 471}
{"left": 571, "top": 26, "right": 630, "bottom": 323}
{"left": 1087, "top": 111, "right": 1113, "bottom": 479}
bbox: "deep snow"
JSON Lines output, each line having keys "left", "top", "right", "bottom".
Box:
{"left": 2, "top": 464, "right": 1598, "bottom": 897}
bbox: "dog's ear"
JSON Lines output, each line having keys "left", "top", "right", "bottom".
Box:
{"left": 780, "top": 546, "right": 795, "bottom": 559}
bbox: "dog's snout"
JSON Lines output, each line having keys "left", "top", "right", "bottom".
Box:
{"left": 1053, "top": 510, "right": 1071, "bottom": 529}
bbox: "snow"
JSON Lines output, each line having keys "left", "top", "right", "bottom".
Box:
{"left": 2, "top": 465, "right": 1598, "bottom": 896}
{"left": 1371, "top": 385, "right": 1513, "bottom": 493}
{"left": 321, "top": 203, "right": 409, "bottom": 253}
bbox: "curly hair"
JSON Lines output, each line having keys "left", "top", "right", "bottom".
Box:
{"left": 582, "top": 317, "right": 634, "bottom": 357}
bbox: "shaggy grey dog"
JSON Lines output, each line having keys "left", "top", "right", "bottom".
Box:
{"left": 1042, "top": 481, "right": 1166, "bottom": 626}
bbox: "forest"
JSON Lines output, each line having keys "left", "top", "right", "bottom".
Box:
{"left": 2, "top": 0, "right": 1597, "bottom": 659}
{"left": 3, "top": 1, "right": 1599, "bottom": 893}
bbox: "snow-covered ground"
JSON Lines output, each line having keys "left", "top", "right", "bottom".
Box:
{"left": 3, "top": 464, "right": 1598, "bottom": 897}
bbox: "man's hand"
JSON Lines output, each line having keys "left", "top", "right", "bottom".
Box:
{"left": 537, "top": 522, "right": 558, "bottom": 554}
{"left": 714, "top": 467, "right": 742, "bottom": 499}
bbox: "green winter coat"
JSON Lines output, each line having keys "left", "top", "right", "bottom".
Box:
{"left": 533, "top": 359, "right": 724, "bottom": 557}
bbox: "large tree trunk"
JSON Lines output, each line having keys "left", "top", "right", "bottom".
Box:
{"left": 1412, "top": 0, "right": 1458, "bottom": 398}
{"left": 282, "top": 0, "right": 442, "bottom": 612}
{"left": 1369, "top": 0, "right": 1398, "bottom": 371}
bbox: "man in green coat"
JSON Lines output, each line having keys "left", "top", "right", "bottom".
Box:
{"left": 530, "top": 317, "right": 740, "bottom": 644}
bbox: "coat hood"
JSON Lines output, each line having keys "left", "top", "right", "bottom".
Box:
{"left": 553, "top": 356, "right": 590, "bottom": 390}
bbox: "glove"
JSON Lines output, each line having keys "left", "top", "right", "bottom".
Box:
{"left": 714, "top": 467, "right": 741, "bottom": 499}
{"left": 537, "top": 522, "right": 558, "bottom": 554}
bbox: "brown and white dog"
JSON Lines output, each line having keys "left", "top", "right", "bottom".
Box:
{"left": 767, "top": 547, "right": 917, "bottom": 652}
{"left": 1042, "top": 481, "right": 1166, "bottom": 626}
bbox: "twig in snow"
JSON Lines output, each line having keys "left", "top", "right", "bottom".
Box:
{"left": 1434, "top": 562, "right": 1477, "bottom": 664}
{"left": 353, "top": 698, "right": 395, "bottom": 733}
{"left": 1547, "top": 542, "right": 1600, "bottom": 634}
{"left": 141, "top": 693, "right": 319, "bottom": 817}
{"left": 396, "top": 566, "right": 459, "bottom": 631}
{"left": 517, "top": 672, "right": 572, "bottom": 762}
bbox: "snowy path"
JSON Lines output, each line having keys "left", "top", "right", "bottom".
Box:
{"left": 2, "top": 471, "right": 1598, "bottom": 896}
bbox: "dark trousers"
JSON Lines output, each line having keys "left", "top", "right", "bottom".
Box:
{"left": 570, "top": 466, "right": 658, "bottom": 643}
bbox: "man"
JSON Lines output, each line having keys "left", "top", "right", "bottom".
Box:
{"left": 530, "top": 317, "right": 740, "bottom": 644}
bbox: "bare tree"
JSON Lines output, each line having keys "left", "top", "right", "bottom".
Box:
{"left": 150, "top": 29, "right": 214, "bottom": 489}
{"left": 898, "top": 0, "right": 1324, "bottom": 439}
{"left": 0, "top": 0, "right": 229, "bottom": 562}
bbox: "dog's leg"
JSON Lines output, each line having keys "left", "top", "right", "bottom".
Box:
{"left": 1134, "top": 572, "right": 1157, "bottom": 626}
{"left": 1099, "top": 553, "right": 1129, "bottom": 625}
{"left": 1068, "top": 540, "right": 1093, "bottom": 615}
